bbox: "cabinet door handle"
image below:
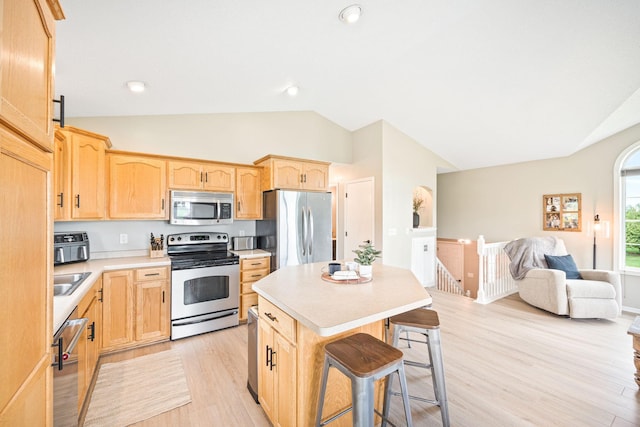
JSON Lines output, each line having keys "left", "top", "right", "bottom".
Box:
{"left": 144, "top": 272, "right": 160, "bottom": 277}
{"left": 266, "top": 346, "right": 271, "bottom": 367}
{"left": 88, "top": 321, "right": 95, "bottom": 342}
{"left": 204, "top": 172, "right": 208, "bottom": 183}
{"left": 57, "top": 193, "right": 64, "bottom": 208}
{"left": 270, "top": 350, "right": 277, "bottom": 370}
{"left": 75, "top": 194, "right": 80, "bottom": 208}
{"left": 251, "top": 274, "right": 262, "bottom": 278}
{"left": 265, "top": 312, "right": 277, "bottom": 322}
{"left": 237, "top": 201, "right": 241, "bottom": 212}
{"left": 162, "top": 290, "right": 165, "bottom": 303}
{"left": 162, "top": 198, "right": 165, "bottom": 211}
{"left": 53, "top": 95, "right": 65, "bottom": 128}
{"left": 98, "top": 288, "right": 103, "bottom": 302}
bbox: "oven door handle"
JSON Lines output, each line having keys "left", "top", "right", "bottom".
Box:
{"left": 172, "top": 310, "right": 239, "bottom": 327}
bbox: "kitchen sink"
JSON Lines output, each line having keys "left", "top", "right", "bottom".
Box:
{"left": 53, "top": 272, "right": 91, "bottom": 297}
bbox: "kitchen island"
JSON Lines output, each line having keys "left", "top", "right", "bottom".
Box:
{"left": 253, "top": 262, "right": 431, "bottom": 426}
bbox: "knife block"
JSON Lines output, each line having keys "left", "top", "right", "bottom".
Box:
{"left": 149, "top": 247, "right": 164, "bottom": 258}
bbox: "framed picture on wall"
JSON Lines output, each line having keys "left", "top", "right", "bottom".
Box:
{"left": 543, "top": 193, "right": 581, "bottom": 231}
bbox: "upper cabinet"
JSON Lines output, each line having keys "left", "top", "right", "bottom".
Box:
{"left": 236, "top": 166, "right": 262, "bottom": 219}
{"left": 254, "top": 155, "right": 330, "bottom": 192}
{"left": 168, "top": 160, "right": 235, "bottom": 192}
{"left": 108, "top": 152, "right": 167, "bottom": 219}
{"left": 0, "top": 0, "right": 63, "bottom": 152}
{"left": 55, "top": 126, "right": 112, "bottom": 221}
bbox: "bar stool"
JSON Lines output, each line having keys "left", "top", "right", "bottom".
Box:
{"left": 316, "top": 333, "right": 413, "bottom": 427}
{"left": 384, "top": 308, "right": 450, "bottom": 427}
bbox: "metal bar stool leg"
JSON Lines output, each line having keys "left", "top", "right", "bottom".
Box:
{"left": 427, "top": 328, "right": 450, "bottom": 427}
{"left": 315, "top": 355, "right": 331, "bottom": 427}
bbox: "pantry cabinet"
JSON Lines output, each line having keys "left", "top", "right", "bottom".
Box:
{"left": 168, "top": 160, "right": 235, "bottom": 192}
{"left": 254, "top": 155, "right": 330, "bottom": 192}
{"left": 239, "top": 256, "right": 270, "bottom": 321}
{"left": 78, "top": 277, "right": 102, "bottom": 412}
{"left": 0, "top": 0, "right": 63, "bottom": 424}
{"left": 55, "top": 126, "right": 111, "bottom": 220}
{"left": 236, "top": 166, "right": 262, "bottom": 219}
{"left": 108, "top": 153, "right": 167, "bottom": 219}
{"left": 101, "top": 266, "right": 170, "bottom": 352}
{"left": 258, "top": 297, "right": 297, "bottom": 427}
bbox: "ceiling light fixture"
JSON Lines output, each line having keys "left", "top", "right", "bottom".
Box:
{"left": 126, "top": 81, "right": 146, "bottom": 93}
{"left": 339, "top": 4, "right": 362, "bottom": 24}
{"left": 286, "top": 85, "right": 299, "bottom": 97}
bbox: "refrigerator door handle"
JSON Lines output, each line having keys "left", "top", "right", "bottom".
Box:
{"left": 301, "top": 206, "right": 307, "bottom": 256}
{"left": 308, "top": 207, "right": 314, "bottom": 256}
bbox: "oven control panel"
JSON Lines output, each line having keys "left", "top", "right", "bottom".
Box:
{"left": 167, "top": 232, "right": 229, "bottom": 245}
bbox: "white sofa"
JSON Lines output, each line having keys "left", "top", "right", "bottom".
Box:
{"left": 504, "top": 237, "right": 621, "bottom": 319}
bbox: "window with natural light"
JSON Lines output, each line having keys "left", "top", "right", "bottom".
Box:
{"left": 622, "top": 149, "right": 640, "bottom": 269}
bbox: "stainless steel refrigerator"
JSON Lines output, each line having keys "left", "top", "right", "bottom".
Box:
{"left": 256, "top": 190, "right": 332, "bottom": 271}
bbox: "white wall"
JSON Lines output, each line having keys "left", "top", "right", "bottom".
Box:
{"left": 67, "top": 111, "right": 353, "bottom": 165}
{"left": 437, "top": 122, "right": 640, "bottom": 309}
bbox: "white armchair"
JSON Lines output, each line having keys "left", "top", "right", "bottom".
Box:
{"left": 504, "top": 237, "right": 621, "bottom": 319}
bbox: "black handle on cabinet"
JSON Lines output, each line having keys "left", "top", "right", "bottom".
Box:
{"left": 98, "top": 288, "right": 103, "bottom": 302}
{"left": 162, "top": 290, "right": 165, "bottom": 303}
{"left": 162, "top": 198, "right": 165, "bottom": 211}
{"left": 144, "top": 273, "right": 160, "bottom": 277}
{"left": 75, "top": 194, "right": 80, "bottom": 208}
{"left": 52, "top": 337, "right": 63, "bottom": 370}
{"left": 88, "top": 321, "right": 95, "bottom": 342}
{"left": 204, "top": 172, "right": 208, "bottom": 183}
{"left": 266, "top": 346, "right": 271, "bottom": 367}
{"left": 265, "top": 312, "right": 277, "bottom": 322}
{"left": 57, "top": 193, "right": 64, "bottom": 208}
{"left": 270, "top": 350, "right": 277, "bottom": 370}
{"left": 53, "top": 95, "right": 65, "bottom": 128}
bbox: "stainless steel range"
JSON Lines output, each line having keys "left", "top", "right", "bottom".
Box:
{"left": 167, "top": 232, "right": 240, "bottom": 340}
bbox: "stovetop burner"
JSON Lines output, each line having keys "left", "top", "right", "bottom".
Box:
{"left": 167, "top": 232, "right": 239, "bottom": 270}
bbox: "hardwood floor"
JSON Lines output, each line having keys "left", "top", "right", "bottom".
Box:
{"left": 90, "top": 290, "right": 640, "bottom": 426}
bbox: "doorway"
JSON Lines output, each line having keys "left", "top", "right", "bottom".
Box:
{"left": 343, "top": 178, "right": 375, "bottom": 259}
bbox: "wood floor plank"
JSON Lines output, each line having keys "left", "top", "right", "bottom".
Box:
{"left": 87, "top": 290, "right": 640, "bottom": 426}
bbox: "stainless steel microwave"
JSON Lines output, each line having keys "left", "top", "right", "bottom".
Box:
{"left": 170, "top": 191, "right": 234, "bottom": 225}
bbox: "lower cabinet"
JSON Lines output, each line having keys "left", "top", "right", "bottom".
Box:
{"left": 78, "top": 277, "right": 102, "bottom": 413}
{"left": 102, "top": 266, "right": 170, "bottom": 352}
{"left": 239, "top": 256, "right": 270, "bottom": 322}
{"left": 258, "top": 297, "right": 297, "bottom": 427}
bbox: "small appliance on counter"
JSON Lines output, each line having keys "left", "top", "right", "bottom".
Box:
{"left": 232, "top": 236, "right": 256, "bottom": 251}
{"left": 54, "top": 232, "right": 90, "bottom": 265}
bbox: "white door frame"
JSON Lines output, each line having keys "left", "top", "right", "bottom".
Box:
{"left": 342, "top": 177, "right": 375, "bottom": 261}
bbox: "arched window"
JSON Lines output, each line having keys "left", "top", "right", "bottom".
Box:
{"left": 619, "top": 144, "right": 640, "bottom": 270}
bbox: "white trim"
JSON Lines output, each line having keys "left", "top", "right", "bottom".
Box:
{"left": 613, "top": 140, "right": 640, "bottom": 271}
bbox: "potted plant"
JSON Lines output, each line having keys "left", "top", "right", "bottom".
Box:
{"left": 413, "top": 196, "right": 423, "bottom": 228}
{"left": 352, "top": 241, "right": 381, "bottom": 278}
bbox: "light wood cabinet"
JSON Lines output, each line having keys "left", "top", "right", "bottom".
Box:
{"left": 0, "top": 1, "right": 63, "bottom": 423}
{"left": 254, "top": 155, "right": 330, "bottom": 192}
{"left": 235, "top": 166, "right": 262, "bottom": 219}
{"left": 239, "top": 257, "right": 270, "bottom": 321}
{"left": 108, "top": 153, "right": 167, "bottom": 219}
{"left": 78, "top": 277, "right": 102, "bottom": 413}
{"left": 55, "top": 126, "right": 111, "bottom": 220}
{"left": 168, "top": 160, "right": 235, "bottom": 192}
{"left": 102, "top": 267, "right": 170, "bottom": 352}
{"left": 0, "top": 0, "right": 62, "bottom": 152}
{"left": 134, "top": 267, "right": 170, "bottom": 342}
{"left": 0, "top": 127, "right": 52, "bottom": 426}
{"left": 258, "top": 297, "right": 297, "bottom": 427}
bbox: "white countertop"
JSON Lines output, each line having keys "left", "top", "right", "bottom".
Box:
{"left": 53, "top": 256, "right": 171, "bottom": 333}
{"left": 230, "top": 249, "right": 271, "bottom": 259}
{"left": 252, "top": 262, "right": 431, "bottom": 337}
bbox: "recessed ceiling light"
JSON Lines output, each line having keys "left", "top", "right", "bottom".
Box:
{"left": 286, "top": 85, "right": 299, "bottom": 97}
{"left": 126, "top": 81, "right": 146, "bottom": 93}
{"left": 339, "top": 4, "right": 362, "bottom": 24}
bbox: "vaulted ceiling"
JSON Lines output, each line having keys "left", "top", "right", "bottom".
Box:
{"left": 55, "top": 0, "right": 640, "bottom": 170}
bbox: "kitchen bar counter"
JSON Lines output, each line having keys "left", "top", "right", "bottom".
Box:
{"left": 252, "top": 261, "right": 431, "bottom": 426}
{"left": 252, "top": 261, "right": 431, "bottom": 336}
{"left": 53, "top": 256, "right": 171, "bottom": 333}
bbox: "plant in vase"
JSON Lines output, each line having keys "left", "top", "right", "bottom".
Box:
{"left": 413, "top": 196, "right": 423, "bottom": 228}
{"left": 352, "top": 241, "right": 381, "bottom": 278}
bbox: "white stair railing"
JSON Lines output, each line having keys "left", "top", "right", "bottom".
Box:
{"left": 435, "top": 258, "right": 470, "bottom": 297}
{"left": 476, "top": 235, "right": 518, "bottom": 304}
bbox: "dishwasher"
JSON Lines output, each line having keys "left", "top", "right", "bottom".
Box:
{"left": 52, "top": 308, "right": 88, "bottom": 427}
{"left": 247, "top": 305, "right": 259, "bottom": 403}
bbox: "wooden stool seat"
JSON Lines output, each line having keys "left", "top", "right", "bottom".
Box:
{"left": 389, "top": 308, "right": 440, "bottom": 330}
{"left": 316, "top": 333, "right": 413, "bottom": 427}
{"left": 384, "top": 308, "right": 450, "bottom": 427}
{"left": 324, "top": 333, "right": 404, "bottom": 377}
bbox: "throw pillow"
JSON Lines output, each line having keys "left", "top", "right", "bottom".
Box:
{"left": 544, "top": 254, "right": 583, "bottom": 279}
